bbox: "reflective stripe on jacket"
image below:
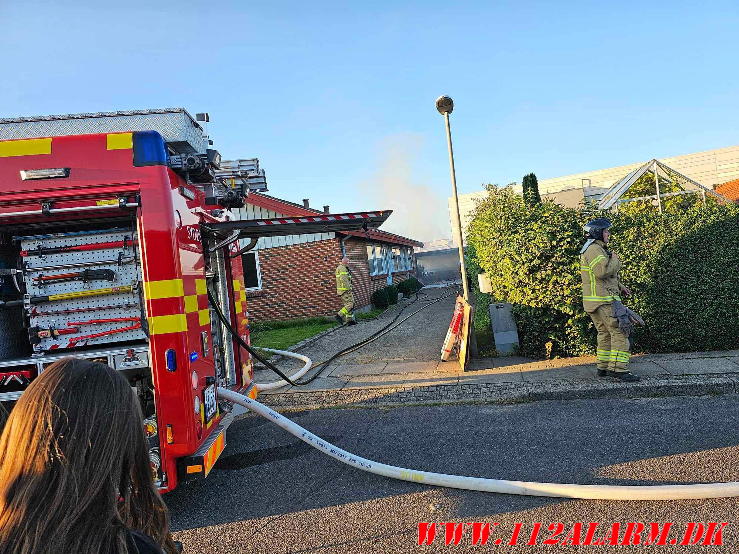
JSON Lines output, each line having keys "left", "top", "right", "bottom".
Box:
{"left": 336, "top": 263, "right": 352, "bottom": 295}
{"left": 580, "top": 240, "right": 622, "bottom": 313}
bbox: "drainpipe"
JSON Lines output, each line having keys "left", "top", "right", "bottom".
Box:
{"left": 340, "top": 236, "right": 348, "bottom": 257}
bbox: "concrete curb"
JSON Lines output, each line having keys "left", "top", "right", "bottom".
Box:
{"left": 257, "top": 374, "right": 739, "bottom": 411}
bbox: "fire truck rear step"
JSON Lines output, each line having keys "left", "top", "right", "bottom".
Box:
{"left": 176, "top": 409, "right": 235, "bottom": 483}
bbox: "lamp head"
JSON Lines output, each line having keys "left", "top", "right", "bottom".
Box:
{"left": 435, "top": 95, "right": 454, "bottom": 115}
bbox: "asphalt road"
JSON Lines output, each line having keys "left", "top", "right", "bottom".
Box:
{"left": 166, "top": 394, "right": 739, "bottom": 553}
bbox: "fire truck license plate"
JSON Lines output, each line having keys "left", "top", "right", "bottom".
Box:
{"left": 204, "top": 385, "right": 217, "bottom": 422}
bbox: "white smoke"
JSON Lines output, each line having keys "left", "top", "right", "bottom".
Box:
{"left": 357, "top": 133, "right": 450, "bottom": 245}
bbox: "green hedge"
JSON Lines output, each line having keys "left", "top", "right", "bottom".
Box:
{"left": 371, "top": 287, "right": 390, "bottom": 309}
{"left": 467, "top": 186, "right": 739, "bottom": 357}
{"left": 397, "top": 277, "right": 423, "bottom": 297}
{"left": 386, "top": 284, "right": 399, "bottom": 305}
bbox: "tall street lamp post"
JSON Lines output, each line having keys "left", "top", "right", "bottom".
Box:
{"left": 436, "top": 95, "right": 470, "bottom": 301}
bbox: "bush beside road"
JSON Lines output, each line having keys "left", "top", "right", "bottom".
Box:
{"left": 467, "top": 187, "right": 739, "bottom": 358}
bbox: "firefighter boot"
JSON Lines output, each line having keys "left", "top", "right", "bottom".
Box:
{"left": 609, "top": 371, "right": 640, "bottom": 382}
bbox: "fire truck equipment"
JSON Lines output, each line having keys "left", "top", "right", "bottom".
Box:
{"left": 21, "top": 239, "right": 134, "bottom": 257}
{"left": 30, "top": 302, "right": 139, "bottom": 317}
{"left": 221, "top": 388, "right": 739, "bottom": 501}
{"left": 67, "top": 322, "right": 142, "bottom": 347}
{"left": 33, "top": 268, "right": 116, "bottom": 284}
{"left": 24, "top": 255, "right": 136, "bottom": 273}
{"left": 252, "top": 348, "right": 312, "bottom": 391}
{"left": 0, "top": 371, "right": 31, "bottom": 387}
{"left": 0, "top": 285, "right": 136, "bottom": 308}
{"left": 29, "top": 326, "right": 80, "bottom": 344}
{"left": 67, "top": 317, "right": 140, "bottom": 326}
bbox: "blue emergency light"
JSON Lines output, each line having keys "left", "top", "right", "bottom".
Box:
{"left": 133, "top": 131, "right": 168, "bottom": 167}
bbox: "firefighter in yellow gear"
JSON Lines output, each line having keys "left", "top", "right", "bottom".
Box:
{"left": 580, "top": 218, "right": 639, "bottom": 382}
{"left": 335, "top": 256, "right": 356, "bottom": 325}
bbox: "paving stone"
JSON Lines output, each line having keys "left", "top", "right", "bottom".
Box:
{"left": 384, "top": 360, "right": 440, "bottom": 374}
{"left": 345, "top": 373, "right": 459, "bottom": 388}
{"left": 458, "top": 370, "right": 523, "bottom": 384}
{"left": 520, "top": 366, "right": 600, "bottom": 382}
{"left": 628, "top": 360, "right": 671, "bottom": 376}
{"left": 328, "top": 361, "right": 388, "bottom": 377}
{"left": 653, "top": 358, "right": 739, "bottom": 375}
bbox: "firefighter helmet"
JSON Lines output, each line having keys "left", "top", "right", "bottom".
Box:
{"left": 583, "top": 218, "right": 612, "bottom": 240}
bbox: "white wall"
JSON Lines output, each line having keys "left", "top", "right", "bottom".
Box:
{"left": 235, "top": 203, "right": 335, "bottom": 250}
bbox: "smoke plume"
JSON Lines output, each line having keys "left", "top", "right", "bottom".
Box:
{"left": 357, "top": 134, "right": 450, "bottom": 245}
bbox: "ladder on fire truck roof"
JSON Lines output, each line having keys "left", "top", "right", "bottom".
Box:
{"left": 214, "top": 159, "right": 267, "bottom": 193}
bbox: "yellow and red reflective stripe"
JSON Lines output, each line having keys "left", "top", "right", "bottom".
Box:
{"left": 145, "top": 278, "right": 213, "bottom": 334}
{"left": 184, "top": 294, "right": 199, "bottom": 313}
{"left": 204, "top": 432, "right": 225, "bottom": 476}
{"left": 144, "top": 279, "right": 184, "bottom": 300}
{"left": 195, "top": 279, "right": 207, "bottom": 295}
{"left": 148, "top": 314, "right": 188, "bottom": 335}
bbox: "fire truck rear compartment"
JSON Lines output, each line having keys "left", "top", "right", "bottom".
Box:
{"left": 0, "top": 215, "right": 152, "bottom": 413}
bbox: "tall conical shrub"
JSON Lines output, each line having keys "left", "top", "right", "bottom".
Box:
{"left": 522, "top": 172, "right": 541, "bottom": 206}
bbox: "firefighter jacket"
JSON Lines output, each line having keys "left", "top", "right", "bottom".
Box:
{"left": 580, "top": 240, "right": 623, "bottom": 313}
{"left": 336, "top": 263, "right": 352, "bottom": 295}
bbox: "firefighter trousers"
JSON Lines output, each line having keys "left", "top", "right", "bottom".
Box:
{"left": 588, "top": 304, "right": 630, "bottom": 372}
{"left": 338, "top": 291, "right": 355, "bottom": 323}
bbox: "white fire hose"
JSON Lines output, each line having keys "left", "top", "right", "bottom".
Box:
{"left": 253, "top": 348, "right": 312, "bottom": 391}
{"left": 219, "top": 388, "right": 739, "bottom": 501}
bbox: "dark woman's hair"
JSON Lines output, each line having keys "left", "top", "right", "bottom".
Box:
{"left": 0, "top": 357, "right": 176, "bottom": 553}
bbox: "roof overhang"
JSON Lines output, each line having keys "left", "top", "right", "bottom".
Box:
{"left": 338, "top": 229, "right": 423, "bottom": 248}
{"left": 200, "top": 210, "right": 392, "bottom": 240}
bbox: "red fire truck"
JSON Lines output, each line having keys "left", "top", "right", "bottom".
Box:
{"left": 0, "top": 109, "right": 389, "bottom": 492}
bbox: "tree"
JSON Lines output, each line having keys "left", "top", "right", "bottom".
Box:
{"left": 522, "top": 172, "right": 541, "bottom": 206}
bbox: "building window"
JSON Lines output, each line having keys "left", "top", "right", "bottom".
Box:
{"left": 241, "top": 251, "right": 262, "bottom": 290}
{"left": 392, "top": 247, "right": 401, "bottom": 272}
{"left": 366, "top": 245, "right": 377, "bottom": 275}
{"left": 367, "top": 243, "right": 384, "bottom": 276}
{"left": 397, "top": 247, "right": 410, "bottom": 271}
{"left": 367, "top": 243, "right": 415, "bottom": 275}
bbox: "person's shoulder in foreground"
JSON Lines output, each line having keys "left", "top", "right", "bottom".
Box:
{"left": 127, "top": 530, "right": 166, "bottom": 553}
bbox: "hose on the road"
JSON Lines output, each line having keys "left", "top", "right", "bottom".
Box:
{"left": 254, "top": 288, "right": 458, "bottom": 389}
{"left": 219, "top": 388, "right": 739, "bottom": 501}
{"left": 252, "top": 349, "right": 312, "bottom": 391}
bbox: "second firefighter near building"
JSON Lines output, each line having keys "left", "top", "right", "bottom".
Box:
{"left": 580, "top": 218, "right": 644, "bottom": 382}
{"left": 336, "top": 256, "right": 356, "bottom": 325}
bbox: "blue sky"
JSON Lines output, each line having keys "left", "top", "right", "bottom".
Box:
{"left": 1, "top": 1, "right": 737, "bottom": 241}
